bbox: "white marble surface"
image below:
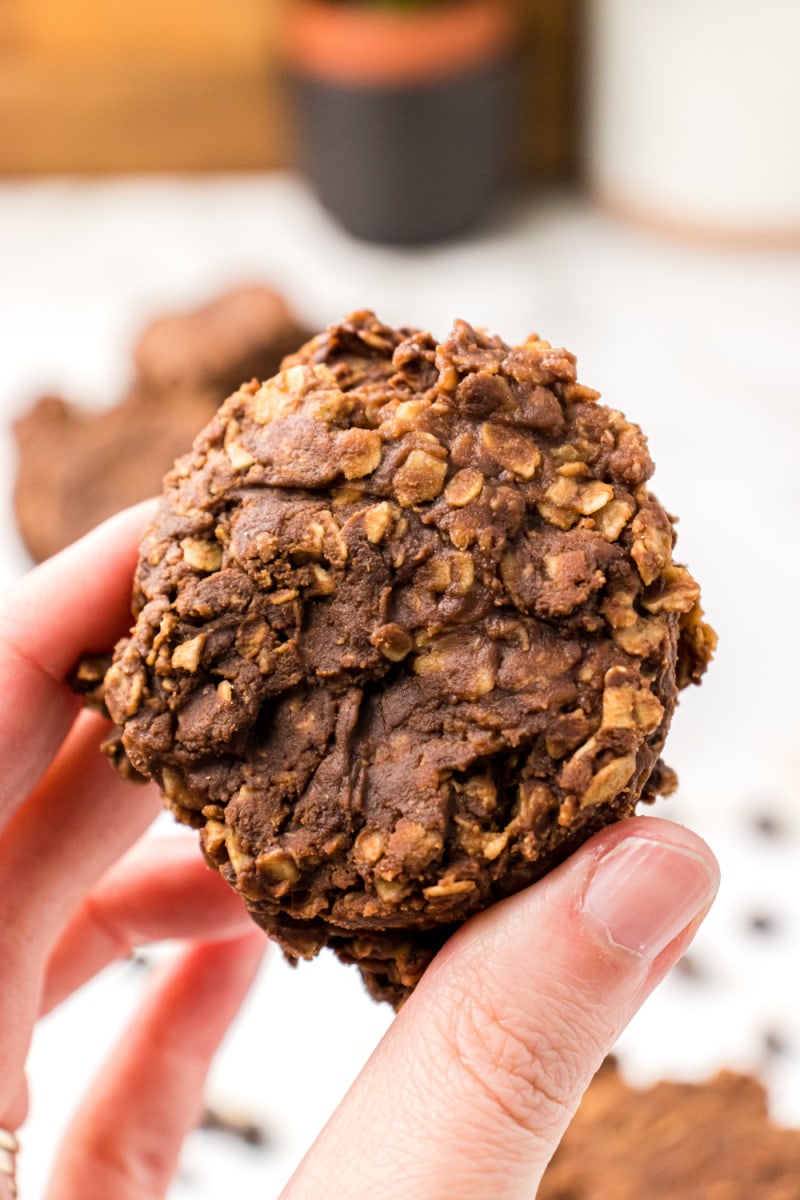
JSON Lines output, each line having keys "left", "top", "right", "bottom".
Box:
{"left": 1, "top": 174, "right": 800, "bottom": 1196}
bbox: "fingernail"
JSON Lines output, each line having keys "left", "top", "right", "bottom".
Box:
{"left": 583, "top": 836, "right": 718, "bottom": 961}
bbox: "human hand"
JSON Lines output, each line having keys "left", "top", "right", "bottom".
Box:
{"left": 280, "top": 813, "right": 718, "bottom": 1199}
{"left": 0, "top": 504, "right": 263, "bottom": 1199}
{"left": 0, "top": 503, "right": 719, "bottom": 1200}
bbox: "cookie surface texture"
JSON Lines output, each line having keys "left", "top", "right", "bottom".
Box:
{"left": 102, "top": 312, "right": 715, "bottom": 1005}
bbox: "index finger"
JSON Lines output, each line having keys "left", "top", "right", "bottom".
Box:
{"left": 0, "top": 500, "right": 155, "bottom": 829}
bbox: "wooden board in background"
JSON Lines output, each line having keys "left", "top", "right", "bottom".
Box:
{"left": 0, "top": 0, "right": 579, "bottom": 178}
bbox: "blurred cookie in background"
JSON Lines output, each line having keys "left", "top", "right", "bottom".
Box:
{"left": 14, "top": 383, "right": 219, "bottom": 563}
{"left": 133, "top": 284, "right": 308, "bottom": 398}
{"left": 13, "top": 285, "right": 311, "bottom": 561}
{"left": 539, "top": 1057, "right": 800, "bottom": 1199}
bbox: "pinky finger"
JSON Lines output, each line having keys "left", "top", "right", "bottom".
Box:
{"left": 44, "top": 930, "right": 265, "bottom": 1200}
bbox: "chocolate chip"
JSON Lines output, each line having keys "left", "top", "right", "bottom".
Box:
{"left": 748, "top": 913, "right": 780, "bottom": 936}
{"left": 128, "top": 951, "right": 153, "bottom": 971}
{"left": 673, "top": 952, "right": 708, "bottom": 982}
{"left": 750, "top": 810, "right": 790, "bottom": 839}
{"left": 199, "top": 1105, "right": 270, "bottom": 1149}
{"left": 763, "top": 1029, "right": 792, "bottom": 1058}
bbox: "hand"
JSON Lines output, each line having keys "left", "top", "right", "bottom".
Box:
{"left": 0, "top": 504, "right": 719, "bottom": 1200}
{"left": 0, "top": 504, "right": 263, "bottom": 1199}
{"left": 283, "top": 814, "right": 718, "bottom": 1199}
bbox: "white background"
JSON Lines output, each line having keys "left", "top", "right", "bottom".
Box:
{"left": 1, "top": 174, "right": 800, "bottom": 1196}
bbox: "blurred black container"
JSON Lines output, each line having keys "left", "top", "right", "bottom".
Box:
{"left": 283, "top": 0, "right": 518, "bottom": 244}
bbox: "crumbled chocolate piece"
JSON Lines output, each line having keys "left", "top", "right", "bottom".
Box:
{"left": 763, "top": 1029, "right": 792, "bottom": 1059}
{"left": 748, "top": 912, "right": 780, "bottom": 936}
{"left": 752, "top": 810, "right": 791, "bottom": 840}
{"left": 539, "top": 1059, "right": 800, "bottom": 1198}
{"left": 672, "top": 952, "right": 708, "bottom": 982}
{"left": 92, "top": 312, "right": 714, "bottom": 1006}
{"left": 199, "top": 1105, "right": 270, "bottom": 1149}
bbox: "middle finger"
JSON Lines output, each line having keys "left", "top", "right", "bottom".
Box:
{"left": 41, "top": 837, "right": 254, "bottom": 1015}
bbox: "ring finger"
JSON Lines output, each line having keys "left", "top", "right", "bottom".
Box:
{"left": 41, "top": 837, "right": 255, "bottom": 1016}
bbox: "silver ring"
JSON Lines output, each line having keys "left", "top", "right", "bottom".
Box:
{"left": 0, "top": 1128, "right": 18, "bottom": 1197}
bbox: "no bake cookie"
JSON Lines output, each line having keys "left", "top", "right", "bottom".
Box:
{"left": 539, "top": 1059, "right": 800, "bottom": 1199}
{"left": 14, "top": 285, "right": 309, "bottom": 561}
{"left": 132, "top": 284, "right": 308, "bottom": 400}
{"left": 89, "top": 312, "right": 715, "bottom": 1005}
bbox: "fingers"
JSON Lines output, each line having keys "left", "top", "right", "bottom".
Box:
{"left": 42, "top": 838, "right": 255, "bottom": 1015}
{"left": 283, "top": 817, "right": 719, "bottom": 1200}
{"left": 0, "top": 500, "right": 155, "bottom": 830}
{"left": 45, "top": 930, "right": 265, "bottom": 1200}
{"left": 0, "top": 711, "right": 160, "bottom": 1120}
{"left": 0, "top": 711, "right": 161, "bottom": 954}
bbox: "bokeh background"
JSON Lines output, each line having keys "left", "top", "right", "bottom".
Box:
{"left": 2, "top": 0, "right": 800, "bottom": 1195}
{"left": 0, "top": 0, "right": 576, "bottom": 178}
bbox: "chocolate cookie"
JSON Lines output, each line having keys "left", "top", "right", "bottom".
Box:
{"left": 133, "top": 284, "right": 308, "bottom": 399}
{"left": 93, "top": 312, "right": 715, "bottom": 1005}
{"left": 13, "top": 286, "right": 310, "bottom": 561}
{"left": 539, "top": 1059, "right": 800, "bottom": 1198}
{"left": 14, "top": 385, "right": 218, "bottom": 563}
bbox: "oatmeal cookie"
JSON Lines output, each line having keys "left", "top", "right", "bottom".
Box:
{"left": 14, "top": 385, "right": 218, "bottom": 563}
{"left": 540, "top": 1059, "right": 800, "bottom": 1198}
{"left": 13, "top": 285, "right": 310, "bottom": 561}
{"left": 133, "top": 284, "right": 308, "bottom": 399}
{"left": 89, "top": 312, "right": 715, "bottom": 1005}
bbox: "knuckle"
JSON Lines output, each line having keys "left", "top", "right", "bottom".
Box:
{"left": 65, "top": 1136, "right": 171, "bottom": 1200}
{"left": 439, "top": 972, "right": 595, "bottom": 1147}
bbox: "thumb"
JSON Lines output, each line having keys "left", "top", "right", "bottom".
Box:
{"left": 283, "top": 816, "right": 719, "bottom": 1200}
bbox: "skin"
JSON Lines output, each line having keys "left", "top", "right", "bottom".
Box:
{"left": 0, "top": 503, "right": 720, "bottom": 1200}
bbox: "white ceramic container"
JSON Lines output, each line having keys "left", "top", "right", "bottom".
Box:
{"left": 586, "top": 0, "right": 800, "bottom": 242}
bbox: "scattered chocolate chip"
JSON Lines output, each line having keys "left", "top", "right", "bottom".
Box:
{"left": 673, "top": 952, "right": 708, "bottom": 982}
{"left": 763, "top": 1029, "right": 792, "bottom": 1058}
{"left": 750, "top": 811, "right": 790, "bottom": 840}
{"left": 748, "top": 913, "right": 780, "bottom": 936}
{"left": 199, "top": 1105, "right": 270, "bottom": 1149}
{"left": 128, "top": 951, "right": 153, "bottom": 971}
